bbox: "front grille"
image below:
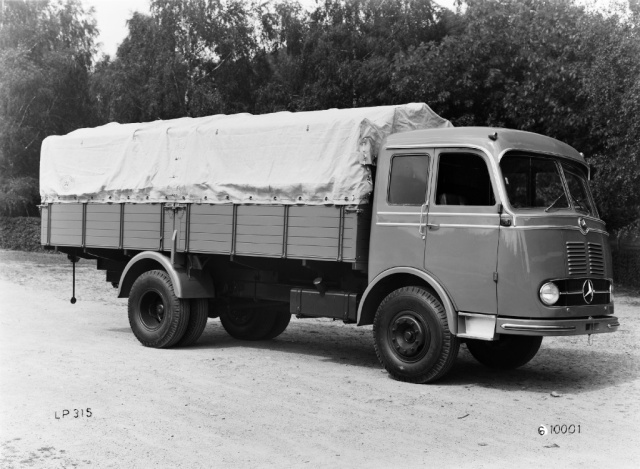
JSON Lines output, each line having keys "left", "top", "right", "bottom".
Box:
{"left": 566, "top": 241, "right": 605, "bottom": 277}
{"left": 554, "top": 278, "right": 611, "bottom": 307}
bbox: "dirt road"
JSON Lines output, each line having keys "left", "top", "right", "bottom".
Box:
{"left": 1, "top": 251, "right": 639, "bottom": 468}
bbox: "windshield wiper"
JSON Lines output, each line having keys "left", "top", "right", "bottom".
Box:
{"left": 544, "top": 194, "right": 566, "bottom": 212}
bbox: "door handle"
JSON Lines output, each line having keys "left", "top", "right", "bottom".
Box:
{"left": 426, "top": 223, "right": 439, "bottom": 230}
{"left": 418, "top": 203, "right": 428, "bottom": 239}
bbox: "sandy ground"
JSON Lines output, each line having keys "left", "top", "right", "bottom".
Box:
{"left": 0, "top": 250, "right": 639, "bottom": 468}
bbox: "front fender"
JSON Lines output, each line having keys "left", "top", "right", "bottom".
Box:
{"left": 117, "top": 251, "right": 214, "bottom": 299}
{"left": 357, "top": 267, "right": 458, "bottom": 335}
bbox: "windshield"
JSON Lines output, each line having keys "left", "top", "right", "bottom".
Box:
{"left": 500, "top": 154, "right": 596, "bottom": 216}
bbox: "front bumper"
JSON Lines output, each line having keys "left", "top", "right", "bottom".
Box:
{"left": 496, "top": 315, "right": 619, "bottom": 336}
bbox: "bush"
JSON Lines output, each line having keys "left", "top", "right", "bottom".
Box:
{"left": 612, "top": 221, "right": 640, "bottom": 290}
{"left": 0, "top": 216, "right": 44, "bottom": 251}
{"left": 0, "top": 177, "right": 40, "bottom": 217}
{"left": 612, "top": 248, "right": 640, "bottom": 290}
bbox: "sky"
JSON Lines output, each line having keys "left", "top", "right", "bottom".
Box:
{"left": 84, "top": 0, "right": 150, "bottom": 57}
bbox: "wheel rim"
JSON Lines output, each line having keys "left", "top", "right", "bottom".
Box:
{"left": 389, "top": 311, "right": 431, "bottom": 362}
{"left": 226, "top": 308, "right": 255, "bottom": 326}
{"left": 139, "top": 290, "right": 166, "bottom": 330}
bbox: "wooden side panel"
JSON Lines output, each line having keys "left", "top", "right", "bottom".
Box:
{"left": 85, "top": 204, "right": 120, "bottom": 248}
{"left": 123, "top": 204, "right": 161, "bottom": 250}
{"left": 49, "top": 204, "right": 83, "bottom": 246}
{"left": 189, "top": 204, "right": 233, "bottom": 254}
{"left": 46, "top": 202, "right": 369, "bottom": 264}
{"left": 235, "top": 205, "right": 284, "bottom": 257}
{"left": 287, "top": 206, "right": 340, "bottom": 260}
{"left": 41, "top": 205, "right": 49, "bottom": 245}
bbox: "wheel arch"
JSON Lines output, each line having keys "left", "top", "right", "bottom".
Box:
{"left": 357, "top": 267, "right": 458, "bottom": 335}
{"left": 117, "top": 251, "right": 214, "bottom": 299}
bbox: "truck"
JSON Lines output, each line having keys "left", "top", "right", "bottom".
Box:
{"left": 39, "top": 103, "right": 618, "bottom": 384}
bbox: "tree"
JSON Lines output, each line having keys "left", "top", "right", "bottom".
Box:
{"left": 390, "top": 0, "right": 640, "bottom": 231}
{"left": 254, "top": 0, "right": 450, "bottom": 112}
{"left": 0, "top": 0, "right": 97, "bottom": 215}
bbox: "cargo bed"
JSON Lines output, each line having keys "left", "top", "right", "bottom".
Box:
{"left": 41, "top": 203, "right": 371, "bottom": 265}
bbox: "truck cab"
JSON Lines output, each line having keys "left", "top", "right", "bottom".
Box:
{"left": 359, "top": 127, "right": 617, "bottom": 381}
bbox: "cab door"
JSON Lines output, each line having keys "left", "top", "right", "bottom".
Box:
{"left": 423, "top": 149, "right": 500, "bottom": 314}
{"left": 369, "top": 150, "right": 433, "bottom": 280}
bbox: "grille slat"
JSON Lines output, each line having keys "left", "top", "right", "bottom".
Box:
{"left": 566, "top": 241, "right": 605, "bottom": 276}
{"left": 567, "top": 241, "right": 588, "bottom": 275}
{"left": 588, "top": 242, "right": 604, "bottom": 276}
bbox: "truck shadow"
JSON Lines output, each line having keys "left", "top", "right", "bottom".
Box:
{"left": 189, "top": 319, "right": 380, "bottom": 370}
{"left": 444, "top": 346, "right": 639, "bottom": 394}
{"left": 183, "top": 319, "right": 638, "bottom": 393}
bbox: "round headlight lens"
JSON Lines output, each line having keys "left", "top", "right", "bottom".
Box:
{"left": 539, "top": 282, "right": 560, "bottom": 306}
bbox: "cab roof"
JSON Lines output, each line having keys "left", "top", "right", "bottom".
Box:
{"left": 385, "top": 127, "right": 585, "bottom": 164}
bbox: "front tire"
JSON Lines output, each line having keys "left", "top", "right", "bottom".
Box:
{"left": 373, "top": 286, "right": 459, "bottom": 384}
{"left": 466, "top": 335, "right": 542, "bottom": 369}
{"left": 128, "top": 270, "right": 190, "bottom": 348}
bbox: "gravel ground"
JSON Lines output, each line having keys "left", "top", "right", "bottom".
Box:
{"left": 1, "top": 250, "right": 639, "bottom": 468}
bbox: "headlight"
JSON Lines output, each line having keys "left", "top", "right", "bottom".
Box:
{"left": 539, "top": 282, "right": 560, "bottom": 306}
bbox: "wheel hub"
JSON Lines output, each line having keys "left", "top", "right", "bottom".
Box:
{"left": 139, "top": 290, "right": 166, "bottom": 330}
{"left": 390, "top": 314, "right": 430, "bottom": 360}
{"left": 154, "top": 303, "right": 165, "bottom": 322}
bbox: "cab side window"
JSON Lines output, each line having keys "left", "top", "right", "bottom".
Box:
{"left": 435, "top": 153, "right": 495, "bottom": 206}
{"left": 388, "top": 155, "right": 429, "bottom": 205}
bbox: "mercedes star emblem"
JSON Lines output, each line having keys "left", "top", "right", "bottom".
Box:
{"left": 579, "top": 217, "right": 587, "bottom": 231}
{"left": 582, "top": 279, "right": 595, "bottom": 304}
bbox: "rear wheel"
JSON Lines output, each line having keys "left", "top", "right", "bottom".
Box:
{"left": 466, "top": 335, "right": 542, "bottom": 369}
{"left": 373, "top": 286, "right": 459, "bottom": 384}
{"left": 262, "top": 310, "right": 292, "bottom": 340}
{"left": 128, "top": 270, "right": 190, "bottom": 348}
{"left": 175, "top": 299, "right": 209, "bottom": 347}
{"left": 220, "top": 307, "right": 277, "bottom": 341}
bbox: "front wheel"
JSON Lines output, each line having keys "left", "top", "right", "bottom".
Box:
{"left": 466, "top": 335, "right": 542, "bottom": 369}
{"left": 373, "top": 286, "right": 459, "bottom": 384}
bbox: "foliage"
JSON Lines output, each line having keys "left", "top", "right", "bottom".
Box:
{"left": 0, "top": 216, "right": 44, "bottom": 251}
{"left": 0, "top": 0, "right": 98, "bottom": 182}
{"left": 0, "top": 176, "right": 40, "bottom": 217}
{"left": 254, "top": 0, "right": 449, "bottom": 112}
{"left": 390, "top": 0, "right": 640, "bottom": 231}
{"left": 612, "top": 248, "right": 640, "bottom": 289}
{"left": 93, "top": 0, "right": 262, "bottom": 121}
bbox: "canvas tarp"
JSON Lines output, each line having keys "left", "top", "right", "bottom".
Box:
{"left": 40, "top": 103, "right": 451, "bottom": 205}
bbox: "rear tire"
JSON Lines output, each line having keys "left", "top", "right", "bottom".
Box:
{"left": 262, "top": 310, "right": 291, "bottom": 340}
{"left": 175, "top": 299, "right": 209, "bottom": 347}
{"left": 220, "top": 307, "right": 277, "bottom": 341}
{"left": 373, "top": 286, "right": 459, "bottom": 384}
{"left": 466, "top": 335, "right": 542, "bottom": 369}
{"left": 128, "top": 270, "right": 190, "bottom": 348}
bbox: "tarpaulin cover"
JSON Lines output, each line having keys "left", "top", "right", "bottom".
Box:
{"left": 40, "top": 103, "right": 451, "bottom": 205}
